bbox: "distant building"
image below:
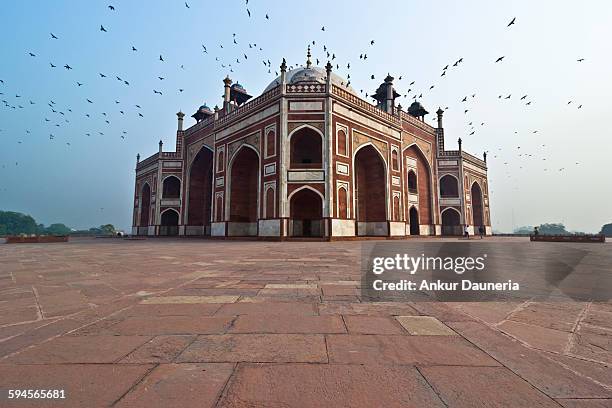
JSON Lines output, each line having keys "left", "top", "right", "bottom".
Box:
{"left": 132, "top": 50, "right": 491, "bottom": 239}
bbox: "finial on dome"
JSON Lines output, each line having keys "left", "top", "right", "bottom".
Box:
{"left": 280, "top": 58, "right": 287, "bottom": 73}
{"left": 306, "top": 45, "right": 312, "bottom": 68}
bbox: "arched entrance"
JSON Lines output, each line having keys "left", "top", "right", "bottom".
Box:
{"left": 290, "top": 188, "right": 323, "bottom": 237}
{"left": 162, "top": 176, "right": 181, "bottom": 199}
{"left": 290, "top": 127, "right": 322, "bottom": 168}
{"left": 139, "top": 183, "right": 151, "bottom": 235}
{"left": 187, "top": 147, "right": 213, "bottom": 235}
{"left": 160, "top": 209, "right": 179, "bottom": 236}
{"left": 409, "top": 207, "right": 420, "bottom": 235}
{"left": 440, "top": 175, "right": 459, "bottom": 197}
{"left": 403, "top": 145, "right": 433, "bottom": 229}
{"left": 354, "top": 145, "right": 386, "bottom": 235}
{"left": 441, "top": 208, "right": 461, "bottom": 236}
{"left": 229, "top": 146, "right": 259, "bottom": 236}
{"left": 471, "top": 182, "right": 484, "bottom": 231}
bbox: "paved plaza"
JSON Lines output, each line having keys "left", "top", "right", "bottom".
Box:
{"left": 0, "top": 237, "right": 611, "bottom": 407}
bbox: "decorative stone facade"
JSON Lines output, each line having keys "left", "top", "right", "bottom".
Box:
{"left": 132, "top": 56, "right": 491, "bottom": 239}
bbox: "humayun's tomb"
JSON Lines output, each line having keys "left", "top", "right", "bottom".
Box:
{"left": 132, "top": 51, "right": 491, "bottom": 239}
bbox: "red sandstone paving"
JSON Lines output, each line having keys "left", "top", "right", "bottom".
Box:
{"left": 6, "top": 335, "right": 152, "bottom": 364}
{"left": 218, "top": 363, "right": 446, "bottom": 408}
{"left": 229, "top": 314, "right": 346, "bottom": 334}
{"left": 327, "top": 334, "right": 500, "bottom": 366}
{"left": 555, "top": 399, "right": 612, "bottom": 408}
{"left": 498, "top": 320, "right": 572, "bottom": 353}
{"left": 116, "top": 363, "right": 235, "bottom": 408}
{"left": 448, "top": 321, "right": 612, "bottom": 398}
{"left": 420, "top": 366, "right": 560, "bottom": 407}
{"left": 1, "top": 239, "right": 612, "bottom": 406}
{"left": 177, "top": 334, "right": 328, "bottom": 363}
{"left": 110, "top": 315, "right": 235, "bottom": 335}
{"left": 0, "top": 364, "right": 154, "bottom": 407}
{"left": 343, "top": 315, "right": 407, "bottom": 334}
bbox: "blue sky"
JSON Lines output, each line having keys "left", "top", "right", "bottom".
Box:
{"left": 1, "top": 0, "right": 611, "bottom": 232}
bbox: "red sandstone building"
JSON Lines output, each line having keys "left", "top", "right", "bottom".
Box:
{"left": 132, "top": 53, "right": 491, "bottom": 239}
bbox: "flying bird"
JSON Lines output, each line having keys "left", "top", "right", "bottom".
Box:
{"left": 185, "top": 1, "right": 189, "bottom": 8}
{"left": 64, "top": 64, "right": 72, "bottom": 70}
{"left": 50, "top": 33, "right": 58, "bottom": 39}
{"left": 50, "top": 63, "right": 56, "bottom": 68}
{"left": 132, "top": 46, "right": 137, "bottom": 51}
{"left": 29, "top": 52, "right": 36, "bottom": 57}
{"left": 159, "top": 55, "right": 164, "bottom": 61}
{"left": 108, "top": 5, "right": 115, "bottom": 10}
{"left": 577, "top": 58, "right": 585, "bottom": 62}
{"left": 495, "top": 56, "right": 505, "bottom": 63}
{"left": 99, "top": 73, "right": 106, "bottom": 77}
{"left": 100, "top": 25, "right": 107, "bottom": 32}
{"left": 507, "top": 17, "right": 516, "bottom": 27}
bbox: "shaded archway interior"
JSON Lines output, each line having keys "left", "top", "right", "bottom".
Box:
{"left": 403, "top": 146, "right": 432, "bottom": 225}
{"left": 230, "top": 147, "right": 259, "bottom": 222}
{"left": 160, "top": 210, "right": 179, "bottom": 235}
{"left": 139, "top": 184, "right": 151, "bottom": 227}
{"left": 441, "top": 208, "right": 461, "bottom": 236}
{"left": 290, "top": 128, "right": 322, "bottom": 169}
{"left": 188, "top": 148, "right": 214, "bottom": 228}
{"left": 290, "top": 189, "right": 323, "bottom": 237}
{"left": 471, "top": 182, "right": 484, "bottom": 228}
{"left": 440, "top": 175, "right": 459, "bottom": 197}
{"left": 409, "top": 207, "right": 420, "bottom": 235}
{"left": 355, "top": 145, "right": 386, "bottom": 222}
{"left": 162, "top": 176, "right": 181, "bottom": 199}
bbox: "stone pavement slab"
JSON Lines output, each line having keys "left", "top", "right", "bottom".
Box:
{"left": 228, "top": 315, "right": 346, "bottom": 334}
{"left": 110, "top": 316, "right": 234, "bottom": 335}
{"left": 327, "top": 334, "right": 500, "bottom": 366}
{"left": 420, "top": 366, "right": 560, "bottom": 407}
{"left": 396, "top": 315, "right": 458, "bottom": 335}
{"left": 116, "top": 363, "right": 234, "bottom": 408}
{"left": 218, "top": 363, "right": 446, "bottom": 408}
{"left": 0, "top": 364, "right": 153, "bottom": 407}
{"left": 177, "top": 334, "right": 328, "bottom": 363}
{"left": 343, "top": 315, "right": 406, "bottom": 334}
{"left": 6, "top": 335, "right": 151, "bottom": 364}
{"left": 120, "top": 335, "right": 197, "bottom": 363}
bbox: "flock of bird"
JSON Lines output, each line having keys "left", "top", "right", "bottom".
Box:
{"left": 0, "top": 2, "right": 587, "bottom": 201}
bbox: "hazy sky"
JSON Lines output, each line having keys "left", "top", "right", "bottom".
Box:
{"left": 1, "top": 1, "right": 610, "bottom": 232}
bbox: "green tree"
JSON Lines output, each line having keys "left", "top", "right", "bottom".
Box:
{"left": 0, "top": 211, "right": 39, "bottom": 235}
{"left": 538, "top": 223, "right": 568, "bottom": 235}
{"left": 45, "top": 223, "right": 71, "bottom": 235}
{"left": 99, "top": 224, "right": 116, "bottom": 235}
{"left": 601, "top": 223, "right": 612, "bottom": 237}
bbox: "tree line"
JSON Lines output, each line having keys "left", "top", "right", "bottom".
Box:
{"left": 0, "top": 211, "right": 116, "bottom": 236}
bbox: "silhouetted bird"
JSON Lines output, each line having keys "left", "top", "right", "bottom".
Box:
{"left": 108, "top": 5, "right": 115, "bottom": 10}
{"left": 507, "top": 17, "right": 516, "bottom": 27}
{"left": 100, "top": 25, "right": 107, "bottom": 32}
{"left": 50, "top": 33, "right": 58, "bottom": 39}
{"left": 495, "top": 56, "right": 505, "bottom": 63}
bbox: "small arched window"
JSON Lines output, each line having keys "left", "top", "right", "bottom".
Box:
{"left": 440, "top": 175, "right": 459, "bottom": 197}
{"left": 337, "top": 130, "right": 347, "bottom": 156}
{"left": 217, "top": 150, "right": 225, "bottom": 172}
{"left": 265, "top": 188, "right": 275, "bottom": 218}
{"left": 338, "top": 187, "right": 348, "bottom": 218}
{"left": 391, "top": 149, "right": 399, "bottom": 171}
{"left": 266, "top": 131, "right": 276, "bottom": 157}
{"left": 407, "top": 170, "right": 418, "bottom": 193}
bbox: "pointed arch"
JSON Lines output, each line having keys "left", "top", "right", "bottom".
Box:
{"left": 162, "top": 175, "right": 181, "bottom": 199}
{"left": 227, "top": 144, "right": 261, "bottom": 224}
{"left": 139, "top": 182, "right": 151, "bottom": 227}
{"left": 289, "top": 125, "right": 323, "bottom": 169}
{"left": 402, "top": 143, "right": 433, "bottom": 226}
{"left": 160, "top": 208, "right": 179, "bottom": 236}
{"left": 439, "top": 174, "right": 459, "bottom": 197}
{"left": 471, "top": 181, "right": 484, "bottom": 228}
{"left": 289, "top": 186, "right": 324, "bottom": 237}
{"left": 353, "top": 143, "right": 387, "bottom": 225}
{"left": 441, "top": 207, "right": 462, "bottom": 236}
{"left": 186, "top": 145, "right": 214, "bottom": 229}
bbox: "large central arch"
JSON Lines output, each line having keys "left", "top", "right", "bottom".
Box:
{"left": 471, "top": 182, "right": 484, "bottom": 230}
{"left": 228, "top": 145, "right": 260, "bottom": 236}
{"left": 354, "top": 144, "right": 387, "bottom": 235}
{"left": 139, "top": 183, "right": 151, "bottom": 235}
{"left": 403, "top": 145, "right": 433, "bottom": 229}
{"left": 187, "top": 147, "right": 214, "bottom": 235}
{"left": 289, "top": 187, "right": 323, "bottom": 237}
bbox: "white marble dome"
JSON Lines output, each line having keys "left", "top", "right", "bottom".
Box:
{"left": 263, "top": 66, "right": 358, "bottom": 96}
